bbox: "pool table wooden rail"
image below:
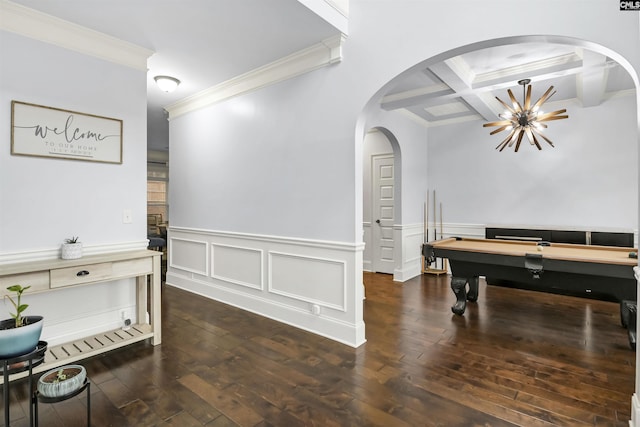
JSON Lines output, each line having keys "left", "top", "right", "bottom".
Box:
{"left": 423, "top": 237, "right": 638, "bottom": 318}
{"left": 429, "top": 237, "right": 637, "bottom": 266}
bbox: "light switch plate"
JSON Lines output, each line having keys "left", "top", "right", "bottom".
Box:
{"left": 123, "top": 209, "right": 133, "bottom": 224}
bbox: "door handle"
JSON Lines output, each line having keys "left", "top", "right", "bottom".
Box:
{"left": 375, "top": 219, "right": 381, "bottom": 224}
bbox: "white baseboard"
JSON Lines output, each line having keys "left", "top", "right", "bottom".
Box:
{"left": 631, "top": 393, "right": 639, "bottom": 427}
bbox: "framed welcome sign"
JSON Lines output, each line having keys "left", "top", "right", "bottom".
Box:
{"left": 11, "top": 100, "right": 123, "bottom": 164}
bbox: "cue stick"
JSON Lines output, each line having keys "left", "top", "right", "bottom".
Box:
{"left": 440, "top": 201, "right": 444, "bottom": 271}
{"left": 440, "top": 202, "right": 443, "bottom": 240}
{"left": 425, "top": 190, "right": 430, "bottom": 269}
{"left": 432, "top": 189, "right": 436, "bottom": 244}
{"left": 423, "top": 193, "right": 427, "bottom": 244}
{"left": 433, "top": 189, "right": 437, "bottom": 267}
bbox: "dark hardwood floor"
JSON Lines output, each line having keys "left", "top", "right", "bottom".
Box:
{"left": 1, "top": 272, "right": 635, "bottom": 426}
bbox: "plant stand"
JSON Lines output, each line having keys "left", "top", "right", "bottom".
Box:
{"left": 33, "top": 375, "right": 90, "bottom": 427}
{"left": 1, "top": 341, "right": 47, "bottom": 427}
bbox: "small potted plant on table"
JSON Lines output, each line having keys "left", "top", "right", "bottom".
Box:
{"left": 0, "top": 285, "right": 43, "bottom": 359}
{"left": 61, "top": 236, "right": 82, "bottom": 260}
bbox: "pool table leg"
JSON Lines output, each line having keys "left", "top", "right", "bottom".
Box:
{"left": 622, "top": 300, "right": 637, "bottom": 350}
{"left": 467, "top": 276, "right": 479, "bottom": 302}
{"left": 628, "top": 304, "right": 637, "bottom": 351}
{"left": 451, "top": 277, "right": 468, "bottom": 315}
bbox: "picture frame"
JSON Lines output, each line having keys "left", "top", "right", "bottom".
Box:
{"left": 11, "top": 100, "right": 123, "bottom": 164}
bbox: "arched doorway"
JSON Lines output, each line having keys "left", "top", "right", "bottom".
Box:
{"left": 359, "top": 34, "right": 639, "bottom": 281}
{"left": 357, "top": 34, "right": 640, "bottom": 414}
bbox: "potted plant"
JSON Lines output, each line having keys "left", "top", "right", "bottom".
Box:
{"left": 61, "top": 236, "right": 82, "bottom": 260}
{"left": 0, "top": 285, "right": 43, "bottom": 358}
{"left": 37, "top": 365, "right": 86, "bottom": 397}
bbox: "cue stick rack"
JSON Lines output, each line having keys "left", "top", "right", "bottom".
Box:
{"left": 423, "top": 189, "right": 448, "bottom": 275}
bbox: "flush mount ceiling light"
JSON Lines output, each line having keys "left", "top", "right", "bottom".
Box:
{"left": 154, "top": 75, "right": 181, "bottom": 93}
{"left": 483, "top": 79, "right": 568, "bottom": 152}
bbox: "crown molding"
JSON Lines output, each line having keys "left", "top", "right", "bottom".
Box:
{"left": 296, "top": 0, "right": 349, "bottom": 34}
{"left": 0, "top": 0, "right": 153, "bottom": 71}
{"left": 166, "top": 34, "right": 346, "bottom": 119}
{"left": 473, "top": 53, "right": 581, "bottom": 86}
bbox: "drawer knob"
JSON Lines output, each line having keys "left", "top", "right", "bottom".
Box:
{"left": 76, "top": 270, "right": 90, "bottom": 277}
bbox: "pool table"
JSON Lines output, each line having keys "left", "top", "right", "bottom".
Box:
{"left": 422, "top": 237, "right": 638, "bottom": 317}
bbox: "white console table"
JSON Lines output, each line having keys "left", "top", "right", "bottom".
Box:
{"left": 0, "top": 250, "right": 161, "bottom": 383}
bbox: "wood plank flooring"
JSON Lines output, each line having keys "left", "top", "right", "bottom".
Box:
{"left": 1, "top": 272, "right": 635, "bottom": 426}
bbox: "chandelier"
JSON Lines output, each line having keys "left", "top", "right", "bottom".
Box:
{"left": 483, "top": 79, "right": 568, "bottom": 152}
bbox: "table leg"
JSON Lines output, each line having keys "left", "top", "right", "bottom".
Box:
{"left": 467, "top": 276, "right": 479, "bottom": 302}
{"left": 33, "top": 393, "right": 38, "bottom": 427}
{"left": 3, "top": 361, "right": 9, "bottom": 427}
{"left": 87, "top": 381, "right": 91, "bottom": 427}
{"left": 28, "top": 363, "right": 33, "bottom": 427}
{"left": 451, "top": 277, "right": 468, "bottom": 315}
{"left": 628, "top": 303, "right": 637, "bottom": 351}
{"left": 150, "top": 253, "right": 161, "bottom": 345}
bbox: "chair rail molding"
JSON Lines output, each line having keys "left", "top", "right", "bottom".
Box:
{"left": 0, "top": 240, "right": 149, "bottom": 265}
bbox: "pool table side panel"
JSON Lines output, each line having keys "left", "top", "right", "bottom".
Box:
{"left": 444, "top": 256, "right": 636, "bottom": 302}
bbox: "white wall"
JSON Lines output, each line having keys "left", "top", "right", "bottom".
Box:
{"left": 169, "top": 71, "right": 359, "bottom": 242}
{"left": 168, "top": 1, "right": 640, "bottom": 348}
{"left": 0, "top": 31, "right": 148, "bottom": 250}
{"left": 168, "top": 71, "right": 367, "bottom": 346}
{"left": 427, "top": 95, "right": 638, "bottom": 231}
{"left": 0, "top": 30, "right": 148, "bottom": 345}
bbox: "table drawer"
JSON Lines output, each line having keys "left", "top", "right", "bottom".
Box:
{"left": 112, "top": 257, "right": 152, "bottom": 277}
{"left": 0, "top": 271, "right": 50, "bottom": 295}
{"left": 50, "top": 262, "right": 113, "bottom": 288}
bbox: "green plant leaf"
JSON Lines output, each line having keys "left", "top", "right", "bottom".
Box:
{"left": 17, "top": 303, "right": 28, "bottom": 314}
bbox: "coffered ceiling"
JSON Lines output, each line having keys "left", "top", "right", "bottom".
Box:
{"left": 382, "top": 42, "right": 635, "bottom": 128}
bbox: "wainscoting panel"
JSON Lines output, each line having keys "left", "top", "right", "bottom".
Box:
{"left": 394, "top": 223, "right": 423, "bottom": 282}
{"left": 166, "top": 227, "right": 365, "bottom": 347}
{"left": 362, "top": 222, "right": 372, "bottom": 272}
{"left": 212, "top": 243, "right": 263, "bottom": 290}
{"left": 169, "top": 237, "right": 208, "bottom": 276}
{"left": 269, "top": 251, "right": 346, "bottom": 311}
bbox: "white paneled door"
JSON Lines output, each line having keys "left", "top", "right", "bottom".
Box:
{"left": 372, "top": 155, "right": 395, "bottom": 274}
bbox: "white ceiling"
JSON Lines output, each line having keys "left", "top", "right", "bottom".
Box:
{"left": 7, "top": 1, "right": 637, "bottom": 152}
{"left": 9, "top": 0, "right": 343, "bottom": 151}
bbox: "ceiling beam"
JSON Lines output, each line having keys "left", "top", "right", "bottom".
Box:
{"left": 431, "top": 58, "right": 499, "bottom": 121}
{"left": 577, "top": 50, "right": 608, "bottom": 107}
